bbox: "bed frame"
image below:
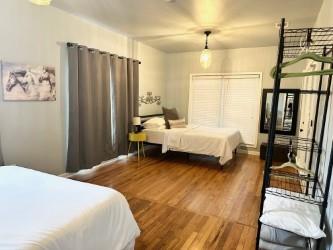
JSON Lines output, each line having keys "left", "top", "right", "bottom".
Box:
{"left": 139, "top": 114, "right": 238, "bottom": 168}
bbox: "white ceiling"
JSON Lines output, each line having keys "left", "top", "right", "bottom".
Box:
{"left": 52, "top": 0, "right": 323, "bottom": 53}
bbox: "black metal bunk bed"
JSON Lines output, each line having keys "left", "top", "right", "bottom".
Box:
{"left": 256, "top": 18, "right": 333, "bottom": 250}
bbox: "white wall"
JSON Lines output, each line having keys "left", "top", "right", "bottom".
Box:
{"left": 0, "top": 0, "right": 166, "bottom": 174}
{"left": 137, "top": 43, "right": 166, "bottom": 116}
{"left": 165, "top": 46, "right": 303, "bottom": 151}
{"left": 313, "top": 0, "right": 333, "bottom": 248}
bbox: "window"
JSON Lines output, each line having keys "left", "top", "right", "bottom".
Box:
{"left": 188, "top": 73, "right": 262, "bottom": 147}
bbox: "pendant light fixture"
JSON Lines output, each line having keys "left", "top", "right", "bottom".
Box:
{"left": 200, "top": 31, "right": 212, "bottom": 69}
{"left": 29, "top": 0, "right": 52, "bottom": 6}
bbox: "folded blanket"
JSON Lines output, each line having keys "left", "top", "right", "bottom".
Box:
{"left": 261, "top": 224, "right": 308, "bottom": 248}
{"left": 259, "top": 239, "right": 305, "bottom": 250}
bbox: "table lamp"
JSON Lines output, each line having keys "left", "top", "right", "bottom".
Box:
{"left": 132, "top": 117, "right": 141, "bottom": 133}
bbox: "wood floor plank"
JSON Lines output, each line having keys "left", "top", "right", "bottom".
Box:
{"left": 73, "top": 149, "right": 264, "bottom": 249}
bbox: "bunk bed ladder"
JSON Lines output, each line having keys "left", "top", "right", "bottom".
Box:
{"left": 255, "top": 18, "right": 286, "bottom": 249}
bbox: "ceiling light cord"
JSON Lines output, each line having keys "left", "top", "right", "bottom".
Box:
{"left": 200, "top": 30, "right": 212, "bottom": 69}
{"left": 204, "top": 31, "right": 211, "bottom": 49}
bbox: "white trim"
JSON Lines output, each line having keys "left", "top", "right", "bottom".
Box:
{"left": 188, "top": 72, "right": 263, "bottom": 148}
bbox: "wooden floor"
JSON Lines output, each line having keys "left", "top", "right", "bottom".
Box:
{"left": 74, "top": 148, "right": 264, "bottom": 250}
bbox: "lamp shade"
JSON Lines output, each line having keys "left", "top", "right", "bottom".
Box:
{"left": 200, "top": 48, "right": 212, "bottom": 69}
{"left": 132, "top": 117, "right": 141, "bottom": 126}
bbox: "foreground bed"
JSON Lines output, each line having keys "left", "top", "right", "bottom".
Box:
{"left": 0, "top": 166, "right": 140, "bottom": 250}
{"left": 144, "top": 125, "right": 241, "bottom": 165}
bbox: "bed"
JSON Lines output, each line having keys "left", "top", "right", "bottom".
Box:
{"left": 143, "top": 124, "right": 241, "bottom": 165}
{"left": 0, "top": 166, "right": 140, "bottom": 250}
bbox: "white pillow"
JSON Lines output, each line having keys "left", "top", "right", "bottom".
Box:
{"left": 260, "top": 189, "right": 326, "bottom": 239}
{"left": 168, "top": 118, "right": 186, "bottom": 128}
{"left": 143, "top": 117, "right": 165, "bottom": 126}
{"left": 143, "top": 123, "right": 166, "bottom": 130}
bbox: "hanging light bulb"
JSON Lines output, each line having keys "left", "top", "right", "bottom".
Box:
{"left": 200, "top": 31, "right": 212, "bottom": 69}
{"left": 29, "top": 0, "right": 52, "bottom": 6}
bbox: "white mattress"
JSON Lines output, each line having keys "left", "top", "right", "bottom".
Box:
{"left": 144, "top": 125, "right": 241, "bottom": 165}
{"left": 0, "top": 166, "right": 140, "bottom": 250}
{"left": 144, "top": 128, "right": 166, "bottom": 144}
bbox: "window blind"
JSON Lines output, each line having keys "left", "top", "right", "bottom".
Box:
{"left": 189, "top": 74, "right": 261, "bottom": 147}
{"left": 221, "top": 76, "right": 261, "bottom": 146}
{"left": 189, "top": 76, "right": 223, "bottom": 127}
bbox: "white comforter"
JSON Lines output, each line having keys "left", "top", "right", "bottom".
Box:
{"left": 162, "top": 125, "right": 241, "bottom": 165}
{"left": 0, "top": 166, "right": 140, "bottom": 250}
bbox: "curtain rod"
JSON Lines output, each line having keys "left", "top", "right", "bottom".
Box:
{"left": 66, "top": 42, "right": 141, "bottom": 64}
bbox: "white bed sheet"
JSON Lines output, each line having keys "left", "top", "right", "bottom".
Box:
{"left": 144, "top": 125, "right": 241, "bottom": 165}
{"left": 0, "top": 166, "right": 140, "bottom": 250}
{"left": 144, "top": 128, "right": 166, "bottom": 144}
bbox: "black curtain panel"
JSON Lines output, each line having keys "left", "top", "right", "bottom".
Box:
{"left": 66, "top": 44, "right": 139, "bottom": 172}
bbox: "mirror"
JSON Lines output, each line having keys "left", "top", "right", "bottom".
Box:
{"left": 260, "top": 89, "right": 300, "bottom": 135}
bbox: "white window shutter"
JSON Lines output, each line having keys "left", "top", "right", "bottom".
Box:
{"left": 188, "top": 74, "right": 261, "bottom": 147}
{"left": 189, "top": 76, "right": 223, "bottom": 127}
{"left": 221, "top": 76, "right": 261, "bottom": 146}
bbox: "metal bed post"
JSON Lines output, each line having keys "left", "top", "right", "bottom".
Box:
{"left": 312, "top": 47, "right": 333, "bottom": 198}
{"left": 317, "top": 140, "right": 333, "bottom": 249}
{"left": 306, "top": 47, "right": 327, "bottom": 195}
{"left": 256, "top": 17, "right": 285, "bottom": 249}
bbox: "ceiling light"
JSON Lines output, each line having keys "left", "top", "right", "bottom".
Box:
{"left": 29, "top": 0, "right": 52, "bottom": 6}
{"left": 200, "top": 31, "right": 212, "bottom": 69}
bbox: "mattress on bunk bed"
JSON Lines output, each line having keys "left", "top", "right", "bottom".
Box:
{"left": 260, "top": 224, "right": 309, "bottom": 248}
{"left": 260, "top": 189, "right": 325, "bottom": 239}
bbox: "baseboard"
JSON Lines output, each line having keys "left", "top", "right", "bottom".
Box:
{"left": 61, "top": 153, "right": 137, "bottom": 180}
{"left": 237, "top": 148, "right": 260, "bottom": 156}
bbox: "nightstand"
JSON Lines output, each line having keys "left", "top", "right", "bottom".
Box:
{"left": 128, "top": 132, "right": 147, "bottom": 161}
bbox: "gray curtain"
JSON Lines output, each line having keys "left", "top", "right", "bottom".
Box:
{"left": 110, "top": 56, "right": 139, "bottom": 155}
{"left": 67, "top": 46, "right": 113, "bottom": 172}
{"left": 0, "top": 135, "right": 4, "bottom": 166}
{"left": 67, "top": 45, "right": 139, "bottom": 172}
